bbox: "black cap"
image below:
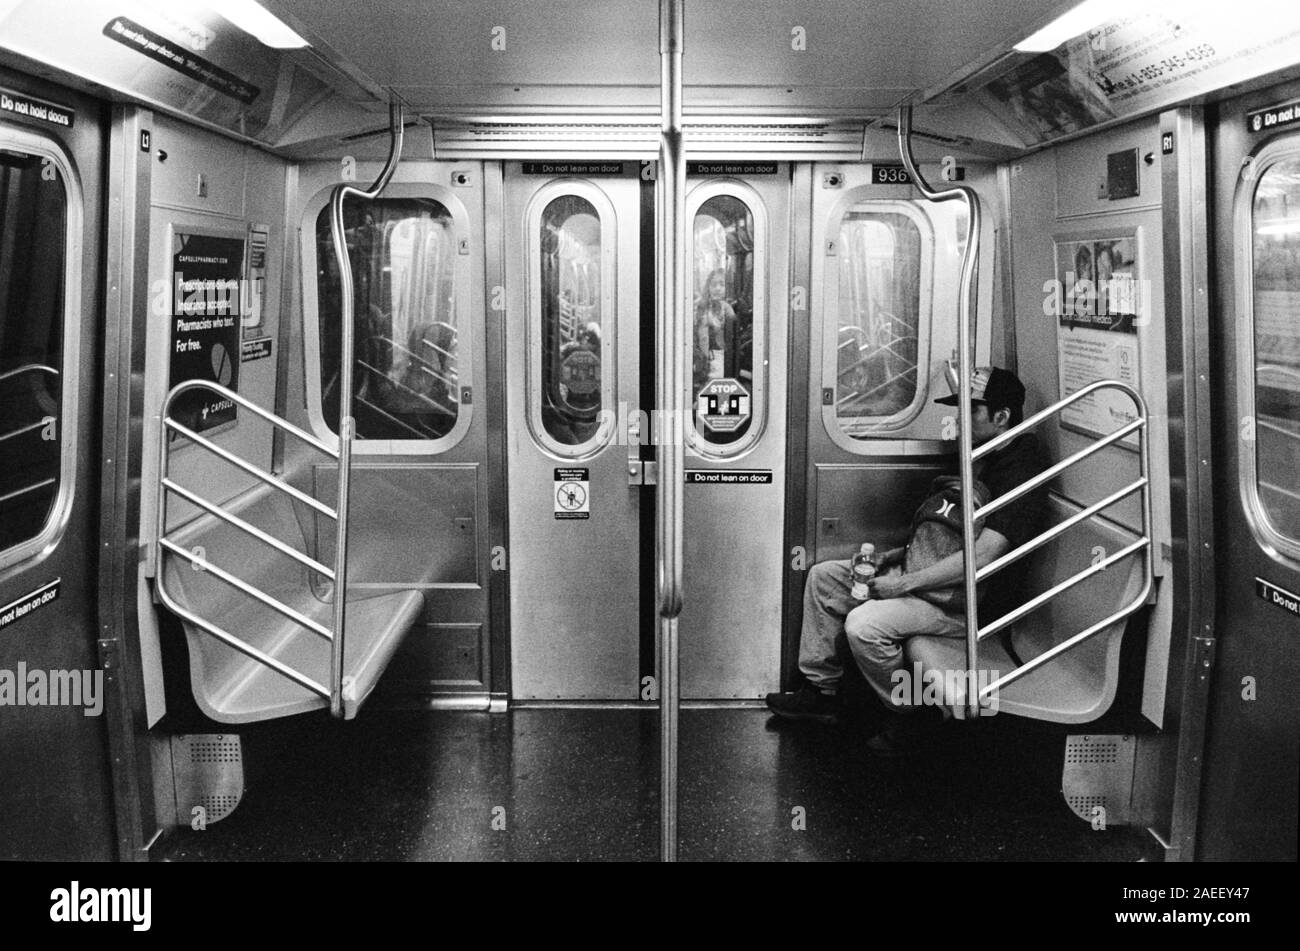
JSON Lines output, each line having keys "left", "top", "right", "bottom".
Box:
{"left": 934, "top": 366, "right": 1026, "bottom": 414}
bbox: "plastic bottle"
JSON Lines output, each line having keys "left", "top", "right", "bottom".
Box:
{"left": 851, "top": 543, "right": 877, "bottom": 601}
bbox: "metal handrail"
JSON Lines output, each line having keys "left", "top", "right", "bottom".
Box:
{"left": 159, "top": 538, "right": 332, "bottom": 642}
{"left": 0, "top": 364, "right": 61, "bottom": 444}
{"left": 354, "top": 394, "right": 431, "bottom": 439}
{"left": 164, "top": 418, "right": 338, "bottom": 519}
{"left": 0, "top": 418, "right": 53, "bottom": 445}
{"left": 355, "top": 358, "right": 455, "bottom": 414}
{"left": 898, "top": 104, "right": 983, "bottom": 717}
{"left": 155, "top": 381, "right": 342, "bottom": 708}
{"left": 161, "top": 478, "right": 335, "bottom": 580}
{"left": 151, "top": 104, "right": 408, "bottom": 719}
{"left": 0, "top": 477, "right": 56, "bottom": 506}
{"left": 328, "top": 100, "right": 404, "bottom": 718}
{"left": 968, "top": 379, "right": 1153, "bottom": 707}
{"left": 165, "top": 379, "right": 338, "bottom": 457}
{"left": 0, "top": 363, "right": 58, "bottom": 384}
{"left": 980, "top": 537, "right": 1149, "bottom": 641}
{"left": 153, "top": 578, "right": 330, "bottom": 700}
{"left": 898, "top": 111, "right": 1153, "bottom": 717}
{"left": 977, "top": 412, "right": 1144, "bottom": 518}
{"left": 976, "top": 477, "right": 1147, "bottom": 582}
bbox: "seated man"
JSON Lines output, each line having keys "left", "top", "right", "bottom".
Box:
{"left": 765, "top": 366, "right": 1049, "bottom": 750}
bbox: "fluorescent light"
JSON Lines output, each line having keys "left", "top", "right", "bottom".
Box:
{"left": 213, "top": 0, "right": 307, "bottom": 49}
{"left": 1014, "top": 0, "right": 1127, "bottom": 52}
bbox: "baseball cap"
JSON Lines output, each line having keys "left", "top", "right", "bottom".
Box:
{"left": 934, "top": 366, "right": 1026, "bottom": 413}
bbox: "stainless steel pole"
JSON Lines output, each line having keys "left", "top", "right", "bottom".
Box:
{"left": 327, "top": 101, "right": 404, "bottom": 717}
{"left": 658, "top": 0, "right": 685, "bottom": 862}
{"left": 897, "top": 106, "right": 982, "bottom": 718}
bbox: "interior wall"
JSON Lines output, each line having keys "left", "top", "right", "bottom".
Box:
{"left": 136, "top": 113, "right": 292, "bottom": 726}
{"left": 1007, "top": 116, "right": 1174, "bottom": 725}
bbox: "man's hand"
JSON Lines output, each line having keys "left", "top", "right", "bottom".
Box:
{"left": 866, "top": 572, "right": 912, "bottom": 600}
{"left": 876, "top": 546, "right": 907, "bottom": 570}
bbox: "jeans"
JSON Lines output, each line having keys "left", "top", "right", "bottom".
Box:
{"left": 798, "top": 559, "right": 966, "bottom": 708}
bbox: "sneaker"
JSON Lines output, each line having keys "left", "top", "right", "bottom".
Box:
{"left": 765, "top": 684, "right": 840, "bottom": 723}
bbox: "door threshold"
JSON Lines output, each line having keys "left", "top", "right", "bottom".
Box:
{"left": 508, "top": 699, "right": 769, "bottom": 710}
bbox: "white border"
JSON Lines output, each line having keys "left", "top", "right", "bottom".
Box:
{"left": 820, "top": 194, "right": 935, "bottom": 452}
{"left": 0, "top": 127, "right": 83, "bottom": 574}
{"left": 523, "top": 178, "right": 618, "bottom": 461}
{"left": 300, "top": 181, "right": 474, "bottom": 456}
{"left": 1234, "top": 137, "right": 1300, "bottom": 569}
{"left": 684, "top": 179, "right": 769, "bottom": 460}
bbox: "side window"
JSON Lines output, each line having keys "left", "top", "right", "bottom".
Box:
{"left": 0, "top": 148, "right": 68, "bottom": 556}
{"left": 831, "top": 207, "right": 926, "bottom": 437}
{"left": 690, "top": 192, "right": 763, "bottom": 450}
{"left": 531, "top": 190, "right": 612, "bottom": 453}
{"left": 315, "top": 196, "right": 460, "bottom": 441}
{"left": 1248, "top": 154, "right": 1300, "bottom": 547}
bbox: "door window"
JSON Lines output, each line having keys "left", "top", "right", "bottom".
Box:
{"left": 1246, "top": 153, "right": 1300, "bottom": 548}
{"left": 528, "top": 186, "right": 616, "bottom": 455}
{"left": 315, "top": 196, "right": 462, "bottom": 442}
{"left": 829, "top": 205, "right": 929, "bottom": 438}
{"left": 0, "top": 146, "right": 70, "bottom": 558}
{"left": 689, "top": 191, "right": 765, "bottom": 452}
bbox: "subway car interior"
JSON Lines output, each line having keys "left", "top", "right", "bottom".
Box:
{"left": 0, "top": 0, "right": 1297, "bottom": 864}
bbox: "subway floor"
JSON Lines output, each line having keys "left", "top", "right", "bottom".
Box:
{"left": 158, "top": 705, "right": 1156, "bottom": 862}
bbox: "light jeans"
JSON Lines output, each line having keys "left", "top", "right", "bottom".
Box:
{"left": 798, "top": 559, "right": 965, "bottom": 707}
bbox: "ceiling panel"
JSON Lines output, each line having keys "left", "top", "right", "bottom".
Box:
{"left": 271, "top": 0, "right": 1071, "bottom": 114}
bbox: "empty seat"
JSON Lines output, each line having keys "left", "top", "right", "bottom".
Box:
{"left": 905, "top": 492, "right": 1151, "bottom": 724}
{"left": 158, "top": 483, "right": 423, "bottom": 723}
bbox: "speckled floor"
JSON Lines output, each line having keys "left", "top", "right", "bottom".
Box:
{"left": 159, "top": 707, "right": 1156, "bottom": 862}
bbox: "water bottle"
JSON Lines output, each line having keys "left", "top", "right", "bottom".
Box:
{"left": 851, "top": 543, "right": 877, "bottom": 601}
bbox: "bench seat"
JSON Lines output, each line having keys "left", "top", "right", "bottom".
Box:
{"left": 905, "top": 493, "right": 1150, "bottom": 724}
{"left": 159, "top": 483, "right": 424, "bottom": 723}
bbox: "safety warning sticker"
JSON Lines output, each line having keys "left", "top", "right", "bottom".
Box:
{"left": 1248, "top": 99, "right": 1300, "bottom": 135}
{"left": 1257, "top": 577, "right": 1300, "bottom": 620}
{"left": 0, "top": 88, "right": 74, "bottom": 129}
{"left": 555, "top": 468, "right": 590, "bottom": 520}
{"left": 696, "top": 378, "right": 750, "bottom": 433}
{"left": 685, "top": 470, "right": 772, "bottom": 485}
{"left": 0, "top": 579, "right": 61, "bottom": 633}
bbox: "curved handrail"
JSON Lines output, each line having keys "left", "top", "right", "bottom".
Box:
{"left": 154, "top": 379, "right": 340, "bottom": 706}
{"left": 0, "top": 363, "right": 59, "bottom": 384}
{"left": 897, "top": 104, "right": 983, "bottom": 716}
{"left": 971, "top": 379, "right": 1155, "bottom": 705}
{"left": 326, "top": 100, "right": 405, "bottom": 718}
{"left": 154, "top": 573, "right": 330, "bottom": 700}
{"left": 974, "top": 377, "right": 1144, "bottom": 460}
{"left": 162, "top": 378, "right": 337, "bottom": 458}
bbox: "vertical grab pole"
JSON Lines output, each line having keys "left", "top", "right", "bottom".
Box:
{"left": 327, "top": 101, "right": 405, "bottom": 718}
{"left": 897, "top": 106, "right": 983, "bottom": 719}
{"left": 658, "top": 0, "right": 685, "bottom": 862}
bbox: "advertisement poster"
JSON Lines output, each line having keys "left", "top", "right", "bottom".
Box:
{"left": 1054, "top": 234, "right": 1142, "bottom": 448}
{"left": 976, "top": 8, "right": 1300, "bottom": 144}
{"left": 170, "top": 231, "right": 244, "bottom": 434}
